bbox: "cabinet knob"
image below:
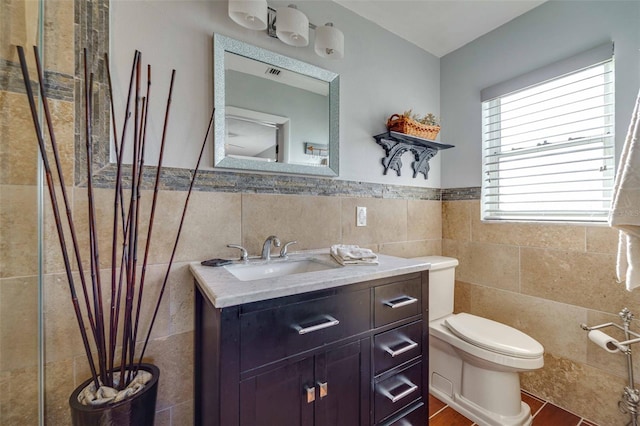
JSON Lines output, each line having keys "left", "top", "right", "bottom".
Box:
{"left": 318, "top": 381, "right": 328, "bottom": 399}
{"left": 305, "top": 385, "right": 316, "bottom": 403}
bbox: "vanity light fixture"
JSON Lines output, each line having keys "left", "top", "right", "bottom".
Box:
{"left": 228, "top": 0, "right": 268, "bottom": 30}
{"left": 314, "top": 23, "right": 344, "bottom": 59}
{"left": 227, "top": 1, "right": 345, "bottom": 59}
{"left": 275, "top": 5, "right": 309, "bottom": 47}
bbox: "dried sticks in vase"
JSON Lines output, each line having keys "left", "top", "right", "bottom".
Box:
{"left": 17, "top": 45, "right": 213, "bottom": 393}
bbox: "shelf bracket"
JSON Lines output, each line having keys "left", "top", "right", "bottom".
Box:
{"left": 373, "top": 131, "right": 454, "bottom": 179}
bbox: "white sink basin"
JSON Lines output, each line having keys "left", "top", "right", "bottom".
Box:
{"left": 224, "top": 258, "right": 340, "bottom": 281}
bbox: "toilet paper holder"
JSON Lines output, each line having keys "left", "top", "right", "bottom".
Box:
{"left": 580, "top": 307, "right": 640, "bottom": 354}
{"left": 581, "top": 307, "right": 640, "bottom": 426}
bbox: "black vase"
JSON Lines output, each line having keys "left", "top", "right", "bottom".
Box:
{"left": 69, "top": 363, "right": 160, "bottom": 426}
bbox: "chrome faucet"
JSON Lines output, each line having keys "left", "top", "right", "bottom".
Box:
{"left": 261, "top": 235, "right": 281, "bottom": 260}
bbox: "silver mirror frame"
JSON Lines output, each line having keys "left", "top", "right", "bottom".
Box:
{"left": 213, "top": 33, "right": 340, "bottom": 177}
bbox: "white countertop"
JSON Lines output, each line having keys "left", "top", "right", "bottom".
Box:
{"left": 190, "top": 249, "right": 431, "bottom": 308}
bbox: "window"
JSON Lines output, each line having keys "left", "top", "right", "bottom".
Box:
{"left": 481, "top": 44, "right": 615, "bottom": 222}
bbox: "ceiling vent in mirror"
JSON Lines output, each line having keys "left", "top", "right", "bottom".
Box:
{"left": 265, "top": 67, "right": 282, "bottom": 76}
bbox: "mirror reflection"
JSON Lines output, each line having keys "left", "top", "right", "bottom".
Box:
{"left": 213, "top": 34, "right": 339, "bottom": 176}
{"left": 225, "top": 52, "right": 329, "bottom": 166}
{"left": 225, "top": 106, "right": 284, "bottom": 163}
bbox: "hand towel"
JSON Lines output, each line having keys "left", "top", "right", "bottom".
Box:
{"left": 609, "top": 88, "right": 640, "bottom": 291}
{"left": 330, "top": 244, "right": 379, "bottom": 265}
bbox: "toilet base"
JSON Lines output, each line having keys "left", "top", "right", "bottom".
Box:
{"left": 429, "top": 329, "right": 537, "bottom": 426}
{"left": 429, "top": 386, "right": 533, "bottom": 426}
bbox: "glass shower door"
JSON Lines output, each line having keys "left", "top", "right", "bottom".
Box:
{"left": 0, "top": 0, "right": 45, "bottom": 424}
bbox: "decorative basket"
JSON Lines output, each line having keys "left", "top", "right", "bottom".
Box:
{"left": 386, "top": 114, "right": 440, "bottom": 140}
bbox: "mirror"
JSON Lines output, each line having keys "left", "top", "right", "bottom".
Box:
{"left": 213, "top": 33, "right": 339, "bottom": 176}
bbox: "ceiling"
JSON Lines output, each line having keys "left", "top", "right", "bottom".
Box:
{"left": 333, "top": 0, "right": 546, "bottom": 58}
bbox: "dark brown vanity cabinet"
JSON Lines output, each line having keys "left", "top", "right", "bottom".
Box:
{"left": 194, "top": 271, "right": 428, "bottom": 426}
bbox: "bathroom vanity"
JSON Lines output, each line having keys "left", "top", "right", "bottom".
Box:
{"left": 190, "top": 252, "right": 430, "bottom": 425}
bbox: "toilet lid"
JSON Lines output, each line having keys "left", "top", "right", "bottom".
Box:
{"left": 444, "top": 313, "right": 544, "bottom": 359}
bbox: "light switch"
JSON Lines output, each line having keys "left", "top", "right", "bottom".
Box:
{"left": 356, "top": 206, "right": 367, "bottom": 227}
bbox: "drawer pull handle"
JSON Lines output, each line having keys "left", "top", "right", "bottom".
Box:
{"left": 305, "top": 386, "right": 316, "bottom": 403}
{"left": 294, "top": 316, "right": 340, "bottom": 335}
{"left": 318, "top": 381, "right": 328, "bottom": 399}
{"left": 385, "top": 381, "right": 418, "bottom": 403}
{"left": 384, "top": 296, "right": 418, "bottom": 309}
{"left": 384, "top": 340, "right": 418, "bottom": 358}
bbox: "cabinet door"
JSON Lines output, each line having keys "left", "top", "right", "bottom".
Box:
{"left": 240, "top": 357, "right": 315, "bottom": 426}
{"left": 315, "top": 340, "right": 369, "bottom": 426}
{"left": 239, "top": 340, "right": 370, "bottom": 426}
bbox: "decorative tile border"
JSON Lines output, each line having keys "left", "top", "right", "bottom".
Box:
{"left": 0, "top": 59, "right": 74, "bottom": 102}
{"left": 91, "top": 163, "right": 442, "bottom": 200}
{"left": 441, "top": 187, "right": 481, "bottom": 201}
{"left": 74, "top": 0, "right": 111, "bottom": 186}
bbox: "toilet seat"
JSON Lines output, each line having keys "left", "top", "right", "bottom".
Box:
{"left": 444, "top": 313, "right": 544, "bottom": 359}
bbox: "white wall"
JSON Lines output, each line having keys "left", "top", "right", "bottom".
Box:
{"left": 440, "top": 0, "right": 640, "bottom": 189}
{"left": 111, "top": 0, "right": 441, "bottom": 187}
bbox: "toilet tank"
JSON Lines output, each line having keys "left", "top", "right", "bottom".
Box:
{"left": 412, "top": 256, "right": 459, "bottom": 321}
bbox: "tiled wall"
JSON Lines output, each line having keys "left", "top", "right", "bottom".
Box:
{"left": 443, "top": 197, "right": 640, "bottom": 426}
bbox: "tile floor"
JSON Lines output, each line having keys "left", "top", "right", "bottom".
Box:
{"left": 428, "top": 392, "right": 600, "bottom": 425}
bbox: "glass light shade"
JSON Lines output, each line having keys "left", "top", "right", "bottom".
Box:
{"left": 228, "top": 0, "right": 268, "bottom": 31}
{"left": 275, "top": 6, "right": 309, "bottom": 47}
{"left": 314, "top": 23, "right": 344, "bottom": 59}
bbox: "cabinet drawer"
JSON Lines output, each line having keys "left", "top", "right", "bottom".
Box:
{"left": 379, "top": 401, "right": 426, "bottom": 426}
{"left": 374, "top": 278, "right": 421, "bottom": 327}
{"left": 374, "top": 361, "right": 422, "bottom": 423}
{"left": 240, "top": 288, "right": 371, "bottom": 371}
{"left": 374, "top": 321, "right": 422, "bottom": 376}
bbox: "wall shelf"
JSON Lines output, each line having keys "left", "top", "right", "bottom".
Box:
{"left": 373, "top": 131, "right": 454, "bottom": 179}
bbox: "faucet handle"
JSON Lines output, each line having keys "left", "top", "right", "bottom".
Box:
{"left": 227, "top": 244, "right": 248, "bottom": 261}
{"left": 280, "top": 241, "right": 298, "bottom": 258}
{"left": 267, "top": 235, "right": 281, "bottom": 247}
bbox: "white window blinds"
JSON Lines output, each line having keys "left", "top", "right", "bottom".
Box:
{"left": 481, "top": 44, "right": 615, "bottom": 222}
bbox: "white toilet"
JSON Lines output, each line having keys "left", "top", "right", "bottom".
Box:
{"left": 415, "top": 256, "right": 544, "bottom": 426}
